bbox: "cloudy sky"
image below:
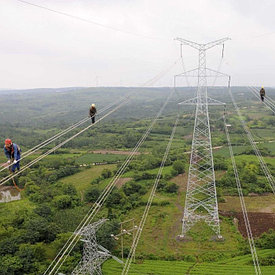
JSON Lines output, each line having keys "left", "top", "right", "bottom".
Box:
{"left": 1, "top": 0, "right": 275, "bottom": 89}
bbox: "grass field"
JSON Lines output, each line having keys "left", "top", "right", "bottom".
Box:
{"left": 219, "top": 195, "right": 275, "bottom": 213}
{"left": 76, "top": 153, "right": 127, "bottom": 164}
{"left": 213, "top": 143, "right": 275, "bottom": 158}
{"left": 58, "top": 164, "right": 116, "bottom": 193}
{"left": 102, "top": 249, "right": 275, "bottom": 274}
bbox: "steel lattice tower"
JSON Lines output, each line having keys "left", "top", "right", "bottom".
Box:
{"left": 176, "top": 37, "right": 230, "bottom": 238}
{"left": 72, "top": 219, "right": 111, "bottom": 275}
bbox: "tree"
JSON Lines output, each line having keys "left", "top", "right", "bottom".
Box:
{"left": 172, "top": 160, "right": 185, "bottom": 175}
{"left": 164, "top": 182, "right": 179, "bottom": 193}
{"left": 34, "top": 204, "right": 52, "bottom": 220}
{"left": 53, "top": 195, "right": 72, "bottom": 209}
{"left": 15, "top": 244, "right": 36, "bottom": 273}
{"left": 101, "top": 169, "right": 112, "bottom": 179}
{"left": 123, "top": 181, "right": 147, "bottom": 196}
{"left": 97, "top": 220, "right": 119, "bottom": 251}
{"left": 85, "top": 187, "right": 100, "bottom": 203}
{"left": 256, "top": 229, "right": 275, "bottom": 249}
{"left": 0, "top": 236, "right": 20, "bottom": 256}
{"left": 214, "top": 155, "right": 227, "bottom": 170}
{"left": 24, "top": 216, "right": 60, "bottom": 243}
{"left": 0, "top": 255, "right": 23, "bottom": 275}
{"left": 106, "top": 189, "right": 124, "bottom": 207}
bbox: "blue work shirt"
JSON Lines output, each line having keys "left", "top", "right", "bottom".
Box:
{"left": 3, "top": 143, "right": 21, "bottom": 161}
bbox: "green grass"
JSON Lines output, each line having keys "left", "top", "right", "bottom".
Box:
{"left": 102, "top": 252, "right": 275, "bottom": 274}
{"left": 123, "top": 165, "right": 174, "bottom": 178}
{"left": 218, "top": 194, "right": 275, "bottom": 213}
{"left": 234, "top": 155, "right": 275, "bottom": 166}
{"left": 252, "top": 129, "right": 275, "bottom": 139}
{"left": 58, "top": 164, "right": 116, "bottom": 193}
{"left": 116, "top": 194, "right": 242, "bottom": 261}
{"left": 76, "top": 153, "right": 126, "bottom": 164}
{"left": 213, "top": 143, "right": 275, "bottom": 158}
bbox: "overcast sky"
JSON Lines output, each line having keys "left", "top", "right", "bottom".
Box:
{"left": 1, "top": 0, "right": 275, "bottom": 89}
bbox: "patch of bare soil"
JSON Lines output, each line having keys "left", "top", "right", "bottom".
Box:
{"left": 116, "top": 178, "right": 132, "bottom": 188}
{"left": 170, "top": 173, "right": 188, "bottom": 193}
{"left": 169, "top": 173, "right": 188, "bottom": 238}
{"left": 89, "top": 150, "right": 141, "bottom": 155}
{"left": 183, "top": 135, "right": 193, "bottom": 140}
{"left": 220, "top": 211, "right": 275, "bottom": 237}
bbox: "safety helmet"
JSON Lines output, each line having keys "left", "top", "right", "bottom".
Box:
{"left": 261, "top": 86, "right": 264, "bottom": 88}
{"left": 91, "top": 104, "right": 96, "bottom": 108}
{"left": 5, "top": 138, "right": 12, "bottom": 145}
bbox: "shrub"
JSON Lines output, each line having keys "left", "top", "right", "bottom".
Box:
{"left": 256, "top": 229, "right": 275, "bottom": 249}
{"left": 34, "top": 204, "right": 52, "bottom": 220}
{"left": 53, "top": 195, "right": 72, "bottom": 209}
{"left": 123, "top": 181, "right": 147, "bottom": 196}
{"left": 172, "top": 160, "right": 185, "bottom": 174}
{"left": 101, "top": 169, "right": 112, "bottom": 179}
{"left": 164, "top": 182, "right": 179, "bottom": 193}
{"left": 85, "top": 187, "right": 100, "bottom": 203}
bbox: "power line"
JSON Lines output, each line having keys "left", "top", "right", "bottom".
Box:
{"left": 223, "top": 111, "right": 261, "bottom": 275}
{"left": 15, "top": 0, "right": 167, "bottom": 41}
{"left": 44, "top": 61, "right": 179, "bottom": 274}
{"left": 44, "top": 89, "right": 174, "bottom": 275}
{"left": 0, "top": 98, "right": 121, "bottom": 174}
{"left": 122, "top": 114, "right": 179, "bottom": 275}
{"left": 1, "top": 57, "right": 179, "bottom": 184}
{"left": 228, "top": 87, "right": 275, "bottom": 193}
{"left": 0, "top": 97, "right": 129, "bottom": 187}
{"left": 247, "top": 86, "right": 275, "bottom": 114}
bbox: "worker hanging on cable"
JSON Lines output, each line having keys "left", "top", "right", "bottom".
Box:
{"left": 89, "top": 104, "right": 97, "bottom": 124}
{"left": 3, "top": 139, "right": 21, "bottom": 172}
{"left": 260, "top": 86, "right": 265, "bottom": 102}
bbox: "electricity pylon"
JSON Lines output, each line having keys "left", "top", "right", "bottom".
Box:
{"left": 175, "top": 37, "right": 230, "bottom": 239}
{"left": 72, "top": 219, "right": 123, "bottom": 275}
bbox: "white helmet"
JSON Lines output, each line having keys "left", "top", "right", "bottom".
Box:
{"left": 91, "top": 104, "right": 96, "bottom": 108}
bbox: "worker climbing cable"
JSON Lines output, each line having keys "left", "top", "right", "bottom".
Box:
{"left": 260, "top": 86, "right": 265, "bottom": 102}
{"left": 3, "top": 139, "right": 21, "bottom": 173}
{"left": 2, "top": 139, "right": 24, "bottom": 191}
{"left": 89, "top": 103, "right": 97, "bottom": 124}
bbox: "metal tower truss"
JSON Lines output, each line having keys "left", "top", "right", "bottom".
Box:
{"left": 72, "top": 219, "right": 122, "bottom": 275}
{"left": 175, "top": 37, "right": 230, "bottom": 238}
{"left": 175, "top": 68, "right": 229, "bottom": 79}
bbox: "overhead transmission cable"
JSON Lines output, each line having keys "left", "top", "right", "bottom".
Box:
{"left": 180, "top": 43, "right": 190, "bottom": 87}
{"left": 223, "top": 112, "right": 261, "bottom": 275}
{"left": 228, "top": 87, "right": 275, "bottom": 193}
{"left": 0, "top": 97, "right": 130, "bottom": 187}
{"left": 247, "top": 86, "right": 275, "bottom": 114}
{"left": 44, "top": 59, "right": 179, "bottom": 274}
{"left": 122, "top": 114, "right": 179, "bottom": 275}
{"left": 141, "top": 58, "right": 181, "bottom": 87}
{"left": 15, "top": 0, "right": 167, "bottom": 41}
{"left": 0, "top": 98, "right": 123, "bottom": 174}
{"left": 1, "top": 56, "right": 179, "bottom": 179}
{"left": 44, "top": 89, "right": 175, "bottom": 275}
{"left": 212, "top": 44, "right": 225, "bottom": 86}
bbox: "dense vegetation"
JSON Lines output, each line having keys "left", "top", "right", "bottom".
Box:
{"left": 0, "top": 87, "right": 274, "bottom": 274}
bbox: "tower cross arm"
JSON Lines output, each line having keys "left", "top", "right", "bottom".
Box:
{"left": 174, "top": 37, "right": 201, "bottom": 50}
{"left": 205, "top": 37, "right": 231, "bottom": 50}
